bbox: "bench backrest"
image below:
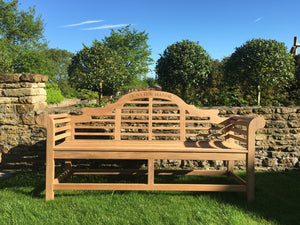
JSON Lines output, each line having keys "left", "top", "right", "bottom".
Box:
{"left": 60, "top": 90, "right": 230, "bottom": 142}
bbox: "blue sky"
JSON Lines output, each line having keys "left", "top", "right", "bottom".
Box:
{"left": 18, "top": 0, "right": 300, "bottom": 77}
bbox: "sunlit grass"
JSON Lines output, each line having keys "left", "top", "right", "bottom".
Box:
{"left": 0, "top": 170, "right": 299, "bottom": 225}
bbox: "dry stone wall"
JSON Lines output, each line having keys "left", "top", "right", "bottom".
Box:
{"left": 0, "top": 73, "right": 299, "bottom": 171}
{"left": 0, "top": 74, "right": 48, "bottom": 168}
{"left": 220, "top": 107, "right": 300, "bottom": 171}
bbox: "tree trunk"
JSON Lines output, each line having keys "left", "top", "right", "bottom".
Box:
{"left": 99, "top": 82, "right": 103, "bottom": 105}
{"left": 257, "top": 85, "right": 261, "bottom": 106}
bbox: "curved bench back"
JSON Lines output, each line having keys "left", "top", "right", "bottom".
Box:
{"left": 71, "top": 91, "right": 228, "bottom": 142}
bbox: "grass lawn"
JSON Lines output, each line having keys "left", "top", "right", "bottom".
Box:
{"left": 0, "top": 170, "right": 299, "bottom": 225}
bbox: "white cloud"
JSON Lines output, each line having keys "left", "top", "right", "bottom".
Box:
{"left": 82, "top": 24, "right": 129, "bottom": 30}
{"left": 254, "top": 17, "right": 263, "bottom": 23}
{"left": 61, "top": 20, "right": 104, "bottom": 28}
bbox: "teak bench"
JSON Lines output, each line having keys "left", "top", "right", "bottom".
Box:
{"left": 37, "top": 90, "right": 265, "bottom": 202}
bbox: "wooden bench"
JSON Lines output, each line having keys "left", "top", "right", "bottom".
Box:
{"left": 37, "top": 90, "right": 265, "bottom": 201}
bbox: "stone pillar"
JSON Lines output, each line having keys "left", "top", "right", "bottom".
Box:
{"left": 0, "top": 73, "right": 48, "bottom": 168}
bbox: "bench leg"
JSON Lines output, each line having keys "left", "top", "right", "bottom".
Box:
{"left": 46, "top": 158, "right": 54, "bottom": 200}
{"left": 148, "top": 159, "right": 154, "bottom": 185}
{"left": 227, "top": 160, "right": 234, "bottom": 173}
{"left": 226, "top": 160, "right": 234, "bottom": 181}
{"left": 246, "top": 155, "right": 255, "bottom": 202}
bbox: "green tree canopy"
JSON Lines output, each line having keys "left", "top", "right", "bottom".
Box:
{"left": 45, "top": 48, "right": 74, "bottom": 82}
{"left": 224, "top": 38, "right": 295, "bottom": 105}
{"left": 294, "top": 54, "right": 300, "bottom": 86}
{"left": 68, "top": 41, "right": 126, "bottom": 101}
{"left": 156, "top": 40, "right": 213, "bottom": 102}
{"left": 0, "top": 0, "right": 49, "bottom": 74}
{"left": 69, "top": 25, "right": 153, "bottom": 99}
{"left": 102, "top": 25, "right": 153, "bottom": 84}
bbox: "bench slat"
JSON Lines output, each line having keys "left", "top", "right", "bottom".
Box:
{"left": 54, "top": 141, "right": 246, "bottom": 152}
{"left": 122, "top": 107, "right": 149, "bottom": 110}
{"left": 230, "top": 119, "right": 249, "bottom": 127}
{"left": 75, "top": 125, "right": 115, "bottom": 129}
{"left": 152, "top": 127, "right": 179, "bottom": 130}
{"left": 89, "top": 119, "right": 115, "bottom": 122}
{"left": 121, "top": 133, "right": 149, "bottom": 136}
{"left": 75, "top": 133, "right": 114, "bottom": 136}
{"left": 54, "top": 132, "right": 71, "bottom": 141}
{"left": 121, "top": 126, "right": 149, "bottom": 129}
{"left": 230, "top": 127, "right": 248, "bottom": 135}
{"left": 122, "top": 119, "right": 149, "bottom": 123}
{"left": 121, "top": 113, "right": 150, "bottom": 116}
{"left": 152, "top": 107, "right": 180, "bottom": 110}
{"left": 53, "top": 183, "right": 246, "bottom": 192}
{"left": 227, "top": 134, "right": 248, "bottom": 143}
{"left": 54, "top": 118, "right": 71, "bottom": 124}
{"left": 152, "top": 120, "right": 180, "bottom": 123}
{"left": 55, "top": 125, "right": 71, "bottom": 133}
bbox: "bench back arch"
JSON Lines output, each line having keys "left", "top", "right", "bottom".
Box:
{"left": 70, "top": 91, "right": 228, "bottom": 142}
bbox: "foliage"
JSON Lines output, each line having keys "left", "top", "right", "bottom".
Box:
{"left": 156, "top": 40, "right": 213, "bottom": 103}
{"left": 56, "top": 79, "right": 78, "bottom": 98}
{"left": 45, "top": 82, "right": 64, "bottom": 104}
{"left": 224, "top": 39, "right": 295, "bottom": 105}
{"left": 68, "top": 26, "right": 153, "bottom": 101}
{"left": 144, "top": 77, "right": 157, "bottom": 87}
{"left": 68, "top": 42, "right": 126, "bottom": 101}
{"left": 44, "top": 48, "right": 74, "bottom": 82}
{"left": 102, "top": 25, "right": 154, "bottom": 84}
{"left": 0, "top": 0, "right": 50, "bottom": 74}
{"left": 294, "top": 54, "right": 300, "bottom": 86}
{"left": 0, "top": 38, "right": 13, "bottom": 72}
{"left": 76, "top": 89, "right": 98, "bottom": 100}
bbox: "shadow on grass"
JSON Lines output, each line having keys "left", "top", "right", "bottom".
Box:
{"left": 0, "top": 170, "right": 299, "bottom": 224}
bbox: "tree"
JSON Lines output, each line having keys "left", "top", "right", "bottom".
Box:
{"left": 68, "top": 42, "right": 126, "bottom": 101}
{"left": 144, "top": 77, "right": 157, "bottom": 87}
{"left": 45, "top": 48, "right": 74, "bottom": 82}
{"left": 224, "top": 39, "right": 295, "bottom": 106}
{"left": 294, "top": 54, "right": 300, "bottom": 86}
{"left": 0, "top": 0, "right": 49, "bottom": 74}
{"left": 102, "top": 25, "right": 153, "bottom": 84}
{"left": 156, "top": 40, "right": 213, "bottom": 102}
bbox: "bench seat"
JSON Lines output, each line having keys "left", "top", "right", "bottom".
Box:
{"left": 54, "top": 140, "right": 246, "bottom": 152}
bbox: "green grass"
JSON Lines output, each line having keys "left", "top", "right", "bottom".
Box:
{"left": 0, "top": 170, "right": 299, "bottom": 225}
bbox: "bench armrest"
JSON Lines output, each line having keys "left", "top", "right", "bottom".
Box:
{"left": 226, "top": 116, "right": 265, "bottom": 150}
{"left": 230, "top": 116, "right": 265, "bottom": 130}
{"left": 36, "top": 113, "right": 72, "bottom": 147}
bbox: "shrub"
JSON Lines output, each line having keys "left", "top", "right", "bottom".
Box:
{"left": 45, "top": 83, "right": 65, "bottom": 104}
{"left": 76, "top": 89, "right": 98, "bottom": 100}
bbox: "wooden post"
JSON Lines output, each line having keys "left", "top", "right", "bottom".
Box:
{"left": 290, "top": 36, "right": 299, "bottom": 55}
{"left": 246, "top": 120, "right": 256, "bottom": 202}
{"left": 46, "top": 118, "right": 55, "bottom": 200}
{"left": 148, "top": 159, "right": 154, "bottom": 185}
{"left": 294, "top": 37, "right": 298, "bottom": 55}
{"left": 257, "top": 85, "right": 261, "bottom": 106}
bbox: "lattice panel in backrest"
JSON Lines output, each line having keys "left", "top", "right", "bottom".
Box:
{"left": 120, "top": 97, "right": 150, "bottom": 140}
{"left": 120, "top": 96, "right": 182, "bottom": 141}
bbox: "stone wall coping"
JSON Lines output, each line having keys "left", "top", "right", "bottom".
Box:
{"left": 0, "top": 74, "right": 48, "bottom": 83}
